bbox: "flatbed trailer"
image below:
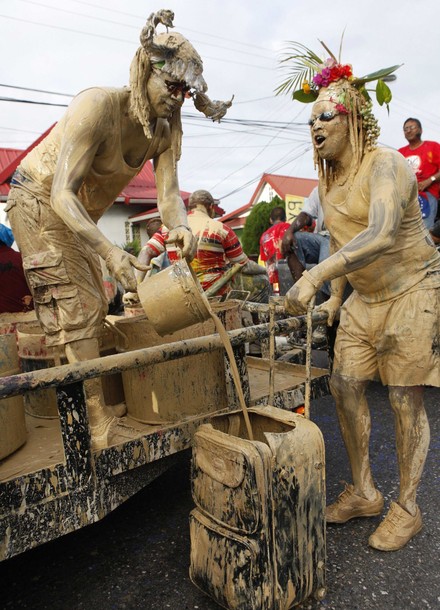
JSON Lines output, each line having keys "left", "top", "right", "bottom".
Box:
{"left": 0, "top": 312, "right": 329, "bottom": 562}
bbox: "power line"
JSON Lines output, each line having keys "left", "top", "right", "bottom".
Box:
{"left": 0, "top": 96, "right": 68, "bottom": 107}
{"left": 0, "top": 14, "right": 275, "bottom": 71}
{"left": 0, "top": 93, "right": 309, "bottom": 133}
{"left": 15, "top": 0, "right": 275, "bottom": 63}
{"left": 0, "top": 83, "right": 74, "bottom": 98}
{"left": 64, "top": 0, "right": 275, "bottom": 55}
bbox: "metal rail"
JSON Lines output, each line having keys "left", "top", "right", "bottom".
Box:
{"left": 0, "top": 313, "right": 328, "bottom": 400}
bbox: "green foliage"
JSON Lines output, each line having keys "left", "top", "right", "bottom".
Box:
{"left": 375, "top": 79, "right": 392, "bottom": 107}
{"left": 122, "top": 239, "right": 141, "bottom": 256}
{"left": 275, "top": 41, "right": 323, "bottom": 98}
{"left": 241, "top": 197, "right": 285, "bottom": 256}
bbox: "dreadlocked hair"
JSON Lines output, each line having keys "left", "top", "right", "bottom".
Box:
{"left": 129, "top": 47, "right": 153, "bottom": 138}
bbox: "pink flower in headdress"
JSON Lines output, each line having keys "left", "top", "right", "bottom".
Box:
{"left": 312, "top": 59, "right": 353, "bottom": 89}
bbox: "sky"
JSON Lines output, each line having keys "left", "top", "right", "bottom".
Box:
{"left": 2, "top": 0, "right": 440, "bottom": 215}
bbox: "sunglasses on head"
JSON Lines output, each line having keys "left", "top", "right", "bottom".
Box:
{"left": 308, "top": 111, "right": 339, "bottom": 127}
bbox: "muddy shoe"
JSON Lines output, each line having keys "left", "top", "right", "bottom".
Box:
{"left": 326, "top": 484, "right": 384, "bottom": 523}
{"left": 368, "top": 501, "right": 422, "bottom": 551}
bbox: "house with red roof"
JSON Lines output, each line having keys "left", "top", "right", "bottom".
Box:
{"left": 221, "top": 173, "right": 318, "bottom": 238}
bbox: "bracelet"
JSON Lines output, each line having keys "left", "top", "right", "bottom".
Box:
{"left": 302, "top": 269, "right": 322, "bottom": 290}
{"left": 430, "top": 175, "right": 436, "bottom": 183}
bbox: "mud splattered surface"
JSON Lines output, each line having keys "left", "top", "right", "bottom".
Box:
{"left": 0, "top": 382, "right": 438, "bottom": 609}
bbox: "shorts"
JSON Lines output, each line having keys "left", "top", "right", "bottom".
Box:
{"left": 6, "top": 187, "right": 108, "bottom": 346}
{"left": 333, "top": 287, "right": 440, "bottom": 387}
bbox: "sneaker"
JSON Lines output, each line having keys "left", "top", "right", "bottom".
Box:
{"left": 368, "top": 501, "right": 422, "bottom": 551}
{"left": 326, "top": 484, "right": 384, "bottom": 524}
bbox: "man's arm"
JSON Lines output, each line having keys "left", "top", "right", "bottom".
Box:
{"left": 281, "top": 211, "right": 313, "bottom": 257}
{"left": 154, "top": 148, "right": 196, "bottom": 260}
{"left": 49, "top": 91, "right": 146, "bottom": 291}
{"left": 241, "top": 260, "right": 268, "bottom": 275}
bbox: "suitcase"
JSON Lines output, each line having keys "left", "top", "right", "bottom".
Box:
{"left": 189, "top": 405, "right": 326, "bottom": 609}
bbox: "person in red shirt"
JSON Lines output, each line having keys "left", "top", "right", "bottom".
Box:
{"left": 0, "top": 224, "right": 33, "bottom": 313}
{"left": 259, "top": 207, "right": 291, "bottom": 293}
{"left": 398, "top": 118, "right": 440, "bottom": 228}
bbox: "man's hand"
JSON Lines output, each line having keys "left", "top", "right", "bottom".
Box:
{"left": 418, "top": 179, "right": 432, "bottom": 193}
{"left": 284, "top": 275, "right": 317, "bottom": 315}
{"left": 122, "top": 291, "right": 140, "bottom": 305}
{"left": 21, "top": 295, "right": 33, "bottom": 311}
{"left": 241, "top": 260, "right": 267, "bottom": 275}
{"left": 166, "top": 226, "right": 197, "bottom": 261}
{"left": 316, "top": 295, "right": 342, "bottom": 326}
{"left": 105, "top": 246, "right": 149, "bottom": 292}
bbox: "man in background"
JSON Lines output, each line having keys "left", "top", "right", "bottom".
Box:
{"left": 136, "top": 217, "right": 170, "bottom": 278}
{"left": 259, "top": 206, "right": 290, "bottom": 294}
{"left": 281, "top": 187, "right": 331, "bottom": 344}
{"left": 399, "top": 117, "right": 440, "bottom": 228}
{"left": 136, "top": 190, "right": 266, "bottom": 295}
{"left": 281, "top": 187, "right": 330, "bottom": 295}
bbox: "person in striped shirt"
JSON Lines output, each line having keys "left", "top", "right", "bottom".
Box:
{"left": 139, "top": 190, "right": 247, "bottom": 294}
{"left": 137, "top": 190, "right": 266, "bottom": 295}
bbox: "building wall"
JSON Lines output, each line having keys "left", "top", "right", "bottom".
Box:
{"left": 256, "top": 183, "right": 275, "bottom": 204}
{"left": 97, "top": 204, "right": 147, "bottom": 247}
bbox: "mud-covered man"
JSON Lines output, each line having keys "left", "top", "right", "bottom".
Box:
{"left": 6, "top": 10, "right": 232, "bottom": 448}
{"left": 282, "top": 51, "right": 440, "bottom": 551}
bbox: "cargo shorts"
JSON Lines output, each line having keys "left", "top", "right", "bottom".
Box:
{"left": 333, "top": 284, "right": 440, "bottom": 387}
{"left": 6, "top": 187, "right": 108, "bottom": 346}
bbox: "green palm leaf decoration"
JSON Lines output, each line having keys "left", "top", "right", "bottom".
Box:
{"left": 275, "top": 42, "right": 323, "bottom": 99}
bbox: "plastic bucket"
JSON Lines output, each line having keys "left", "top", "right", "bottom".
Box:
{"left": 124, "top": 304, "right": 145, "bottom": 318}
{"left": 16, "top": 322, "right": 64, "bottom": 419}
{"left": 0, "top": 333, "right": 27, "bottom": 459}
{"left": 138, "top": 259, "right": 212, "bottom": 336}
{"left": 0, "top": 310, "right": 38, "bottom": 338}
